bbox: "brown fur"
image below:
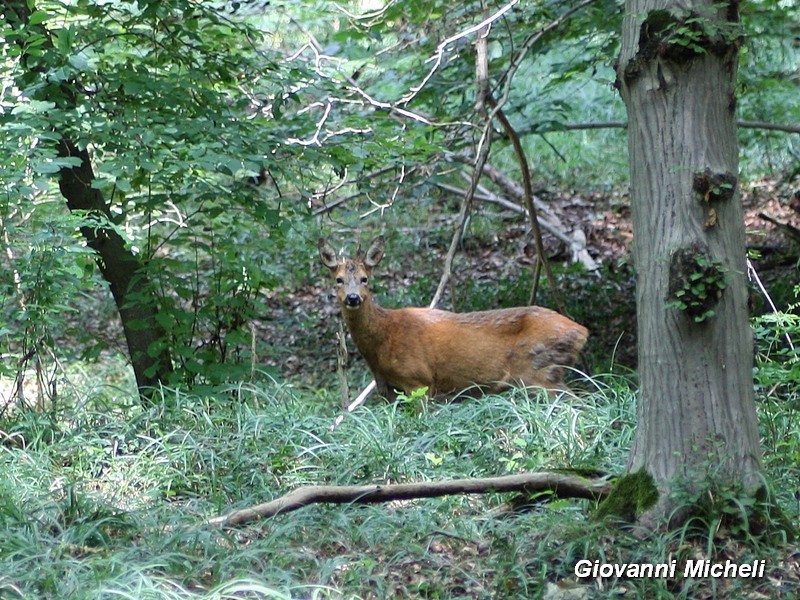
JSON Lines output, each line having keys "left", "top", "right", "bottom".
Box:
{"left": 319, "top": 236, "right": 588, "bottom": 399}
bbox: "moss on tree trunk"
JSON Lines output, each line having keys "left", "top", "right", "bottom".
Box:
{"left": 593, "top": 471, "right": 659, "bottom": 523}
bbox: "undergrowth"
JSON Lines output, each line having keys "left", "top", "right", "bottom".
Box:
{"left": 0, "top": 365, "right": 798, "bottom": 599}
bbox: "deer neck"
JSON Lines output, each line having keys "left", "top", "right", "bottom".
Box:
{"left": 341, "top": 296, "right": 387, "bottom": 353}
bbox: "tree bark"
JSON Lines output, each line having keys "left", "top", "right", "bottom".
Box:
{"left": 56, "top": 140, "right": 173, "bottom": 395}
{"left": 617, "top": 0, "right": 762, "bottom": 526}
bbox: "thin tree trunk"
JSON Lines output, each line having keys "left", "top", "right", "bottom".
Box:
{"left": 617, "top": 0, "right": 762, "bottom": 526}
{"left": 56, "top": 139, "right": 173, "bottom": 396}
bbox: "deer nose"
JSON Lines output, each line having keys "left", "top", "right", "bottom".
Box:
{"left": 344, "top": 293, "right": 362, "bottom": 308}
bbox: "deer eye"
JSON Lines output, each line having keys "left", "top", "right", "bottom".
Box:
{"left": 360, "top": 277, "right": 368, "bottom": 284}
{"left": 335, "top": 277, "right": 344, "bottom": 285}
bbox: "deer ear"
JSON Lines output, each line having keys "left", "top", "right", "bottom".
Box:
{"left": 363, "top": 236, "right": 385, "bottom": 268}
{"left": 318, "top": 238, "right": 339, "bottom": 270}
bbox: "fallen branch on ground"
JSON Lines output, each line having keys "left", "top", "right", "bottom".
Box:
{"left": 437, "top": 175, "right": 600, "bottom": 273}
{"left": 205, "top": 472, "right": 611, "bottom": 527}
{"left": 759, "top": 212, "right": 800, "bottom": 245}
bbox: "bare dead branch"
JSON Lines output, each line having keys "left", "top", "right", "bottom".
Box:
{"left": 444, "top": 157, "right": 600, "bottom": 273}
{"left": 397, "top": 1, "right": 520, "bottom": 107}
{"left": 206, "top": 472, "right": 611, "bottom": 527}
{"left": 436, "top": 179, "right": 599, "bottom": 272}
{"left": 474, "top": 6, "right": 491, "bottom": 114}
{"left": 759, "top": 212, "right": 800, "bottom": 245}
{"left": 747, "top": 259, "right": 795, "bottom": 356}
{"left": 312, "top": 166, "right": 417, "bottom": 216}
{"left": 330, "top": 380, "right": 376, "bottom": 429}
{"left": 335, "top": 320, "right": 350, "bottom": 406}
{"left": 428, "top": 14, "right": 495, "bottom": 310}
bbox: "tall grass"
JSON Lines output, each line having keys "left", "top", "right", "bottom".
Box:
{"left": 0, "top": 367, "right": 797, "bottom": 599}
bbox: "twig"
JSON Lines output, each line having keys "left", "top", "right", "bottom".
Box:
{"left": 428, "top": 162, "right": 483, "bottom": 306}
{"left": 747, "top": 259, "right": 795, "bottom": 353}
{"left": 205, "top": 472, "right": 611, "bottom": 527}
{"left": 331, "top": 380, "right": 376, "bottom": 430}
{"left": 312, "top": 166, "right": 409, "bottom": 216}
{"left": 360, "top": 164, "right": 408, "bottom": 218}
{"left": 487, "top": 94, "right": 567, "bottom": 312}
{"left": 397, "top": 1, "right": 520, "bottom": 107}
{"left": 289, "top": 19, "right": 457, "bottom": 128}
{"left": 335, "top": 320, "right": 350, "bottom": 407}
{"left": 249, "top": 323, "right": 258, "bottom": 388}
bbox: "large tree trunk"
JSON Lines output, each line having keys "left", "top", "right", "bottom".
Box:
{"left": 617, "top": 0, "right": 762, "bottom": 526}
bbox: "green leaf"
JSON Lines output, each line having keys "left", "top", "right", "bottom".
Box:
{"left": 32, "top": 160, "right": 63, "bottom": 174}
{"left": 56, "top": 27, "right": 74, "bottom": 55}
{"left": 69, "top": 53, "right": 90, "bottom": 72}
{"left": 11, "top": 100, "right": 55, "bottom": 114}
{"left": 28, "top": 10, "right": 49, "bottom": 26}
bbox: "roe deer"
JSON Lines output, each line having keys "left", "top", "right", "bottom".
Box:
{"left": 319, "top": 236, "right": 588, "bottom": 399}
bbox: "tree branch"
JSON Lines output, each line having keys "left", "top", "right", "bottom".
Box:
{"left": 397, "top": 0, "right": 520, "bottom": 107}
{"left": 487, "top": 94, "right": 568, "bottom": 311}
{"left": 738, "top": 120, "right": 800, "bottom": 135}
{"left": 441, "top": 157, "right": 600, "bottom": 272}
{"left": 515, "top": 120, "right": 800, "bottom": 136}
{"left": 206, "top": 472, "right": 611, "bottom": 527}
